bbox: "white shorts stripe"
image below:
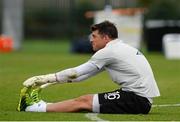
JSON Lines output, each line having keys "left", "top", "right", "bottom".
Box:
{"left": 92, "top": 94, "right": 100, "bottom": 113}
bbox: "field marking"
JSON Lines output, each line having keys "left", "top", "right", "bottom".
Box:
{"left": 85, "top": 113, "right": 109, "bottom": 122}
{"left": 152, "top": 103, "right": 180, "bottom": 107}
{"left": 85, "top": 103, "right": 180, "bottom": 121}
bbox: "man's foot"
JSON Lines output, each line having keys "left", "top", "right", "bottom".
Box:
{"left": 17, "top": 87, "right": 28, "bottom": 111}
{"left": 17, "top": 86, "right": 42, "bottom": 111}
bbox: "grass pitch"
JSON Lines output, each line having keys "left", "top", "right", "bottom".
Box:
{"left": 0, "top": 40, "right": 180, "bottom": 121}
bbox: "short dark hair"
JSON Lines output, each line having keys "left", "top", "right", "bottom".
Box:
{"left": 90, "top": 21, "right": 118, "bottom": 39}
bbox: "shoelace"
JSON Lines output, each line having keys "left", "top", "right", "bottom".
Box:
{"left": 25, "top": 88, "right": 41, "bottom": 105}
{"left": 31, "top": 88, "right": 41, "bottom": 103}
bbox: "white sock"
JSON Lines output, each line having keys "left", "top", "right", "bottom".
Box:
{"left": 25, "top": 100, "right": 47, "bottom": 112}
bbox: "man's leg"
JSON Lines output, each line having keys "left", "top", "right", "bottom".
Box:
{"left": 18, "top": 87, "right": 96, "bottom": 112}
{"left": 47, "top": 95, "right": 93, "bottom": 112}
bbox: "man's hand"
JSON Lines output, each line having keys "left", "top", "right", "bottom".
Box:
{"left": 23, "top": 74, "right": 56, "bottom": 87}
{"left": 23, "top": 75, "right": 47, "bottom": 87}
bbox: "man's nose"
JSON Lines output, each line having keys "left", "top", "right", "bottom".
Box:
{"left": 88, "top": 34, "right": 93, "bottom": 42}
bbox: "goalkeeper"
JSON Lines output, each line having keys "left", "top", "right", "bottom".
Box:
{"left": 18, "top": 21, "right": 160, "bottom": 114}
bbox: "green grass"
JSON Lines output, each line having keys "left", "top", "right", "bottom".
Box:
{"left": 0, "top": 40, "right": 180, "bottom": 121}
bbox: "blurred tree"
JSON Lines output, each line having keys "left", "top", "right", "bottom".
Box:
{"left": 25, "top": 8, "right": 69, "bottom": 39}
{"left": 142, "top": 0, "right": 180, "bottom": 52}
{"left": 137, "top": 0, "right": 152, "bottom": 7}
{"left": 72, "top": 1, "right": 95, "bottom": 38}
{"left": 144, "top": 0, "right": 180, "bottom": 20}
{"left": 24, "top": 0, "right": 95, "bottom": 39}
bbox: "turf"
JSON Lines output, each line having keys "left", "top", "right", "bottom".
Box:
{"left": 0, "top": 40, "right": 180, "bottom": 121}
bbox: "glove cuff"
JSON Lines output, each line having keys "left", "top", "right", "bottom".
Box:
{"left": 46, "top": 74, "right": 57, "bottom": 83}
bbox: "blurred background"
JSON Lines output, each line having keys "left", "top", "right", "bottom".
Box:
{"left": 0, "top": 0, "right": 180, "bottom": 57}
{"left": 1, "top": 1, "right": 180, "bottom": 120}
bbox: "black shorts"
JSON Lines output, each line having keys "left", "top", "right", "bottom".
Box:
{"left": 97, "top": 89, "right": 151, "bottom": 114}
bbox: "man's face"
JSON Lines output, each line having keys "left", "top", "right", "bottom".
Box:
{"left": 90, "top": 30, "right": 108, "bottom": 51}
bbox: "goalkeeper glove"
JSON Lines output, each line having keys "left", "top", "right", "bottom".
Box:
{"left": 23, "top": 74, "right": 56, "bottom": 87}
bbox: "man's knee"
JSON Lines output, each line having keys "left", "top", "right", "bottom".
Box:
{"left": 74, "top": 94, "right": 93, "bottom": 110}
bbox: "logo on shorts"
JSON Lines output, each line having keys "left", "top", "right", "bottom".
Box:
{"left": 104, "top": 91, "right": 120, "bottom": 100}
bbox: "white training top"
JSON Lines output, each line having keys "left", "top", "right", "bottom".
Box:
{"left": 56, "top": 38, "right": 160, "bottom": 101}
{"left": 88, "top": 39, "right": 160, "bottom": 98}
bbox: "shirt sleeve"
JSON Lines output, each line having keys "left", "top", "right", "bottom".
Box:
{"left": 56, "top": 61, "right": 104, "bottom": 83}
{"left": 74, "top": 61, "right": 100, "bottom": 75}
{"left": 70, "top": 67, "right": 104, "bottom": 82}
{"left": 55, "top": 47, "right": 113, "bottom": 83}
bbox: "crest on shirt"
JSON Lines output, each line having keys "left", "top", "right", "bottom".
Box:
{"left": 136, "top": 51, "right": 142, "bottom": 55}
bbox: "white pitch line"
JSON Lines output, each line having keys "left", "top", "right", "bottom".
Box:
{"left": 85, "top": 103, "right": 180, "bottom": 121}
{"left": 152, "top": 103, "right": 180, "bottom": 107}
{"left": 85, "top": 113, "right": 109, "bottom": 122}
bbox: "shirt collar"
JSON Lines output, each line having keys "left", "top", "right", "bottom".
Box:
{"left": 106, "top": 38, "right": 122, "bottom": 47}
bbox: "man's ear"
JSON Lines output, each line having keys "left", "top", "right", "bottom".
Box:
{"left": 104, "top": 35, "right": 110, "bottom": 42}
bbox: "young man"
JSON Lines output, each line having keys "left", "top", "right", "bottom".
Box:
{"left": 18, "top": 21, "right": 160, "bottom": 114}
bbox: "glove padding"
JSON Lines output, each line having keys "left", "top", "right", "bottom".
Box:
{"left": 23, "top": 74, "right": 56, "bottom": 87}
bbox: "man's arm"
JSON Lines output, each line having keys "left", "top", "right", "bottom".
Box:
{"left": 55, "top": 61, "right": 103, "bottom": 82}
{"left": 66, "top": 67, "right": 104, "bottom": 82}
{"left": 23, "top": 62, "right": 102, "bottom": 87}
